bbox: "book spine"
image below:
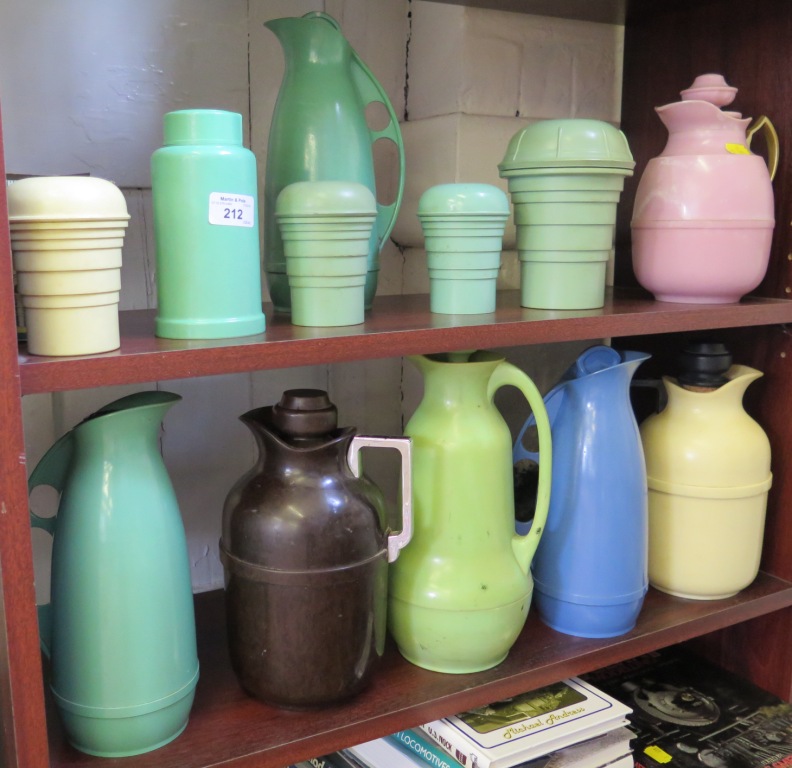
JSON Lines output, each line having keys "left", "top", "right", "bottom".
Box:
{"left": 297, "top": 754, "right": 362, "bottom": 768}
{"left": 337, "top": 750, "right": 375, "bottom": 768}
{"left": 421, "top": 722, "right": 492, "bottom": 768}
{"left": 293, "top": 760, "right": 329, "bottom": 768}
{"left": 389, "top": 729, "right": 467, "bottom": 768}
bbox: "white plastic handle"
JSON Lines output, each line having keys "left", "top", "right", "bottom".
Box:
{"left": 347, "top": 435, "right": 412, "bottom": 562}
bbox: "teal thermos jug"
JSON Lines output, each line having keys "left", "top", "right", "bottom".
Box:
{"left": 29, "top": 392, "right": 199, "bottom": 757}
{"left": 151, "top": 109, "right": 266, "bottom": 339}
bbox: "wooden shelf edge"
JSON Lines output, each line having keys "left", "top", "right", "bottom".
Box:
{"left": 19, "top": 289, "right": 792, "bottom": 396}
{"left": 426, "top": 0, "right": 627, "bottom": 25}
{"left": 47, "top": 572, "right": 792, "bottom": 768}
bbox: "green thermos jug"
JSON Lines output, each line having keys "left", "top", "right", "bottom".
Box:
{"left": 388, "top": 351, "right": 552, "bottom": 673}
{"left": 264, "top": 12, "right": 405, "bottom": 313}
{"left": 151, "top": 109, "right": 266, "bottom": 339}
{"left": 29, "top": 392, "right": 199, "bottom": 757}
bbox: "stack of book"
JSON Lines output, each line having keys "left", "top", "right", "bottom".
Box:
{"left": 337, "top": 676, "right": 635, "bottom": 768}
{"left": 291, "top": 648, "right": 792, "bottom": 768}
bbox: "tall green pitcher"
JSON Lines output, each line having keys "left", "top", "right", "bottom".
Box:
{"left": 264, "top": 12, "right": 405, "bottom": 312}
{"left": 29, "top": 392, "right": 198, "bottom": 757}
{"left": 389, "top": 352, "right": 552, "bottom": 673}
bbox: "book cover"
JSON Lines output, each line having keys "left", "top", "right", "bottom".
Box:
{"left": 582, "top": 647, "right": 792, "bottom": 768}
{"left": 348, "top": 736, "right": 433, "bottom": 768}
{"left": 518, "top": 727, "right": 635, "bottom": 768}
{"left": 296, "top": 752, "right": 368, "bottom": 768}
{"left": 421, "top": 676, "right": 633, "bottom": 768}
{"left": 389, "top": 728, "right": 467, "bottom": 768}
{"left": 516, "top": 755, "right": 634, "bottom": 768}
{"left": 606, "top": 756, "right": 636, "bottom": 768}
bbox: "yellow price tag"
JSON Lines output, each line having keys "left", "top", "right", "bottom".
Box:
{"left": 644, "top": 746, "right": 673, "bottom": 763}
{"left": 725, "top": 143, "right": 751, "bottom": 155}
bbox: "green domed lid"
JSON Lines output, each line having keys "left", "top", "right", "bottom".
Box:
{"left": 499, "top": 119, "right": 635, "bottom": 174}
{"left": 276, "top": 181, "right": 377, "bottom": 217}
{"left": 417, "top": 183, "right": 509, "bottom": 216}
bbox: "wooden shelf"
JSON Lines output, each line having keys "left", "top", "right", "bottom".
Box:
{"left": 46, "top": 574, "right": 792, "bottom": 768}
{"left": 424, "top": 0, "right": 627, "bottom": 25}
{"left": 19, "top": 288, "right": 792, "bottom": 395}
{"left": 429, "top": 0, "right": 698, "bottom": 25}
{"left": 4, "top": 3, "right": 792, "bottom": 768}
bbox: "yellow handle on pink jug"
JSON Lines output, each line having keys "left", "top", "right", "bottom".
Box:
{"left": 747, "top": 115, "right": 779, "bottom": 181}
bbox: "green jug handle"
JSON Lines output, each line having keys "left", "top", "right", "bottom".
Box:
{"left": 305, "top": 14, "right": 406, "bottom": 247}
{"left": 746, "top": 115, "right": 779, "bottom": 181}
{"left": 487, "top": 361, "right": 552, "bottom": 577}
{"left": 28, "top": 430, "right": 75, "bottom": 658}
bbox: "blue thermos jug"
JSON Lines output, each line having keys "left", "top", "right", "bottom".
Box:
{"left": 513, "top": 345, "right": 650, "bottom": 638}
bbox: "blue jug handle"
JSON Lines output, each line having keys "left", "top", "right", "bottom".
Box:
{"left": 28, "top": 430, "right": 75, "bottom": 658}
{"left": 513, "top": 382, "right": 565, "bottom": 466}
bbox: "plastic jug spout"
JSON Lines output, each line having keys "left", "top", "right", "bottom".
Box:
{"left": 656, "top": 100, "right": 751, "bottom": 155}
{"left": 264, "top": 13, "right": 347, "bottom": 64}
{"left": 263, "top": 16, "right": 290, "bottom": 41}
{"left": 657, "top": 99, "right": 735, "bottom": 127}
{"left": 667, "top": 364, "right": 763, "bottom": 405}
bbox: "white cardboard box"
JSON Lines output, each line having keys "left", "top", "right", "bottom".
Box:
{"left": 392, "top": 113, "right": 531, "bottom": 249}
{"left": 408, "top": 1, "right": 624, "bottom": 123}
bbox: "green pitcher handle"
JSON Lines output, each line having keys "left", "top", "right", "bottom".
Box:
{"left": 746, "top": 115, "right": 779, "bottom": 181}
{"left": 28, "top": 430, "right": 75, "bottom": 658}
{"left": 306, "top": 12, "right": 405, "bottom": 247}
{"left": 487, "top": 361, "right": 552, "bottom": 576}
{"left": 344, "top": 29, "right": 406, "bottom": 246}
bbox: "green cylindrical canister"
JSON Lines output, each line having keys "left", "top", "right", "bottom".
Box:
{"left": 151, "top": 109, "right": 266, "bottom": 339}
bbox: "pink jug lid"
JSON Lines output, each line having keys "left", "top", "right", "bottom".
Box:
{"left": 679, "top": 74, "right": 738, "bottom": 108}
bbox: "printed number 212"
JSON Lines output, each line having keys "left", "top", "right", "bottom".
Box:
{"left": 224, "top": 208, "right": 243, "bottom": 220}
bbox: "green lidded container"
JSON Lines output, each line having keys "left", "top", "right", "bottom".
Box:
{"left": 151, "top": 109, "right": 266, "bottom": 339}
{"left": 499, "top": 119, "right": 635, "bottom": 310}
{"left": 417, "top": 183, "right": 509, "bottom": 315}
{"left": 276, "top": 181, "right": 376, "bottom": 327}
